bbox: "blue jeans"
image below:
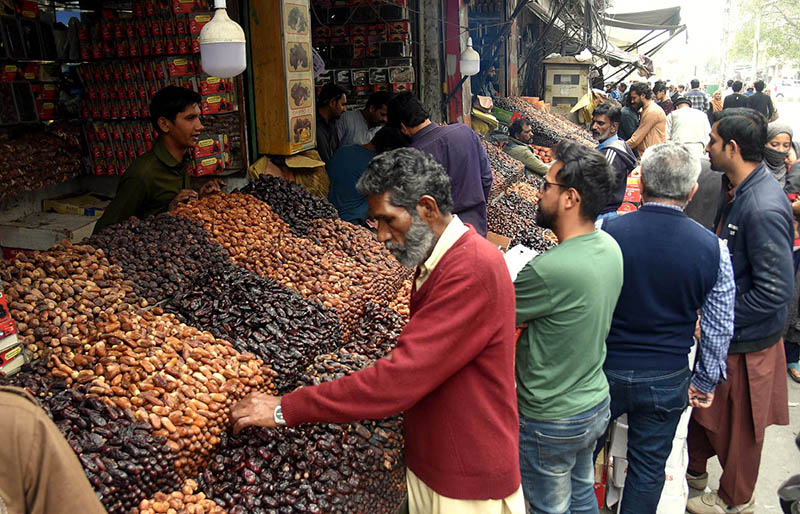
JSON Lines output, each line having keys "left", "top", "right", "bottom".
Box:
{"left": 519, "top": 396, "right": 610, "bottom": 514}
{"left": 600, "top": 368, "right": 690, "bottom": 514}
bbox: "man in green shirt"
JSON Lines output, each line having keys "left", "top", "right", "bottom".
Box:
{"left": 93, "top": 86, "right": 222, "bottom": 234}
{"left": 515, "top": 141, "right": 623, "bottom": 514}
{"left": 503, "top": 118, "right": 549, "bottom": 176}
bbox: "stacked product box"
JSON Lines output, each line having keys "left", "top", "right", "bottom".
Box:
{"left": 0, "top": 289, "right": 25, "bottom": 377}
{"left": 311, "top": 0, "right": 414, "bottom": 108}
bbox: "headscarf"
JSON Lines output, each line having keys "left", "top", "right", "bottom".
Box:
{"left": 711, "top": 90, "right": 723, "bottom": 112}
{"left": 764, "top": 122, "right": 793, "bottom": 188}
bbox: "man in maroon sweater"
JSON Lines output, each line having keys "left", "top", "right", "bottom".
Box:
{"left": 230, "top": 148, "right": 523, "bottom": 513}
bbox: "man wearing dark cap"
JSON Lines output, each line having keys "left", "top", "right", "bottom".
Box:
{"left": 316, "top": 84, "right": 347, "bottom": 162}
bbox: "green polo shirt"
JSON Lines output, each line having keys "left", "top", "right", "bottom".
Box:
{"left": 93, "top": 138, "right": 190, "bottom": 234}
{"left": 514, "top": 230, "right": 623, "bottom": 420}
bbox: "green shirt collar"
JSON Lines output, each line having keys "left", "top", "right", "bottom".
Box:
{"left": 153, "top": 137, "right": 189, "bottom": 172}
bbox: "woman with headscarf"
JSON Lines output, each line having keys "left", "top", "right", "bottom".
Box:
{"left": 763, "top": 122, "right": 792, "bottom": 187}
{"left": 711, "top": 90, "right": 724, "bottom": 113}
{"left": 773, "top": 122, "right": 800, "bottom": 383}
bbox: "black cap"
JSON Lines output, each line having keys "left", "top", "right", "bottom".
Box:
{"left": 673, "top": 96, "right": 692, "bottom": 108}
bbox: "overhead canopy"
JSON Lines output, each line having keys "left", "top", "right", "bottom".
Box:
{"left": 602, "top": 7, "right": 683, "bottom": 32}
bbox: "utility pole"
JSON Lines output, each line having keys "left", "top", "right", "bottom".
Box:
{"left": 753, "top": 0, "right": 761, "bottom": 80}
{"left": 720, "top": 0, "right": 733, "bottom": 84}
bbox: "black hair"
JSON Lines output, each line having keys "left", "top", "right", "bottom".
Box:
{"left": 318, "top": 83, "right": 347, "bottom": 107}
{"left": 366, "top": 91, "right": 392, "bottom": 110}
{"left": 629, "top": 81, "right": 653, "bottom": 100}
{"left": 712, "top": 108, "right": 768, "bottom": 163}
{"left": 509, "top": 118, "right": 531, "bottom": 139}
{"left": 618, "top": 82, "right": 627, "bottom": 90}
{"left": 690, "top": 79, "right": 700, "bottom": 89}
{"left": 727, "top": 80, "right": 734, "bottom": 87}
{"left": 553, "top": 141, "right": 616, "bottom": 221}
{"left": 150, "top": 86, "right": 202, "bottom": 130}
{"left": 370, "top": 126, "right": 411, "bottom": 153}
{"left": 356, "top": 147, "right": 454, "bottom": 215}
{"left": 678, "top": 84, "right": 685, "bottom": 90}
{"left": 387, "top": 92, "right": 430, "bottom": 128}
{"left": 653, "top": 80, "right": 667, "bottom": 94}
{"left": 754, "top": 80, "right": 766, "bottom": 92}
{"left": 732, "top": 80, "right": 743, "bottom": 92}
{"left": 593, "top": 102, "right": 621, "bottom": 124}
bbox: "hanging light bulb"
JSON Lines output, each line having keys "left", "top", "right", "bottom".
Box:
{"left": 460, "top": 37, "right": 481, "bottom": 77}
{"left": 199, "top": 0, "right": 247, "bottom": 78}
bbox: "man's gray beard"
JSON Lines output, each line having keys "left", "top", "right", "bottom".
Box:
{"left": 385, "top": 213, "right": 437, "bottom": 269}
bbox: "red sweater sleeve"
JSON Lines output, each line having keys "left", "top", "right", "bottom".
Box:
{"left": 281, "top": 265, "right": 498, "bottom": 425}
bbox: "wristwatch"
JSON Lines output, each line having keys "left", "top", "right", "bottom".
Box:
{"left": 273, "top": 403, "right": 286, "bottom": 425}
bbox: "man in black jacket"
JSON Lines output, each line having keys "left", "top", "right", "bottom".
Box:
{"left": 686, "top": 108, "right": 792, "bottom": 514}
{"left": 722, "top": 80, "right": 748, "bottom": 109}
{"left": 745, "top": 80, "right": 775, "bottom": 119}
{"left": 591, "top": 102, "right": 637, "bottom": 222}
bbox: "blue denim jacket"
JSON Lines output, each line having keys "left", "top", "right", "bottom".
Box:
{"left": 714, "top": 163, "right": 794, "bottom": 353}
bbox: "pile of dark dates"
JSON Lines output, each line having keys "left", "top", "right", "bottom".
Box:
{"left": 167, "top": 263, "right": 342, "bottom": 393}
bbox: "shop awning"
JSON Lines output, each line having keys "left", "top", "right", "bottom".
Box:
{"left": 602, "top": 7, "right": 683, "bottom": 32}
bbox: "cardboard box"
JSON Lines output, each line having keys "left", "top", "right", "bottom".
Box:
{"left": 0, "top": 212, "right": 97, "bottom": 251}
{"left": 488, "top": 231, "right": 511, "bottom": 251}
{"left": 192, "top": 134, "right": 226, "bottom": 159}
{"left": 43, "top": 192, "right": 111, "bottom": 218}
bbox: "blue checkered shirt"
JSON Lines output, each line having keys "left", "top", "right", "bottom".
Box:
{"left": 685, "top": 89, "right": 710, "bottom": 112}
{"left": 644, "top": 203, "right": 735, "bottom": 392}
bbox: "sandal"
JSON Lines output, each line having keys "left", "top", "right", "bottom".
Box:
{"left": 789, "top": 364, "right": 800, "bottom": 384}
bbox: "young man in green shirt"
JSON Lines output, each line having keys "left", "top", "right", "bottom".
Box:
{"left": 93, "top": 86, "right": 222, "bottom": 234}
{"left": 515, "top": 141, "right": 623, "bottom": 514}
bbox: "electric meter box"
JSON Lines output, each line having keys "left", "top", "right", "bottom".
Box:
{"left": 543, "top": 57, "right": 591, "bottom": 123}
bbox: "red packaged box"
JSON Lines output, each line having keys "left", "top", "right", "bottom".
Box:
{"left": 389, "top": 21, "right": 410, "bottom": 33}
{"left": 350, "top": 25, "right": 368, "bottom": 36}
{"left": 21, "top": 63, "right": 37, "bottom": 80}
{"left": 201, "top": 93, "right": 235, "bottom": 114}
{"left": 198, "top": 76, "right": 231, "bottom": 95}
{"left": 193, "top": 155, "right": 226, "bottom": 176}
{"left": 373, "top": 83, "right": 391, "bottom": 92}
{"left": 369, "top": 23, "right": 387, "bottom": 36}
{"left": 174, "top": 0, "right": 204, "bottom": 14}
{"left": 353, "top": 47, "right": 366, "bottom": 59}
{"left": 176, "top": 17, "right": 188, "bottom": 35}
{"left": 332, "top": 25, "right": 348, "bottom": 37}
{"left": 40, "top": 84, "right": 58, "bottom": 101}
{"left": 0, "top": 291, "right": 18, "bottom": 339}
{"left": 37, "top": 101, "right": 56, "bottom": 120}
{"left": 388, "top": 32, "right": 409, "bottom": 43}
{"left": 178, "top": 36, "right": 191, "bottom": 54}
{"left": 192, "top": 134, "right": 226, "bottom": 158}
{"left": 350, "top": 35, "right": 366, "bottom": 47}
{"left": 189, "top": 13, "right": 212, "bottom": 34}
{"left": 2, "top": 65, "right": 18, "bottom": 81}
{"left": 392, "top": 82, "right": 412, "bottom": 93}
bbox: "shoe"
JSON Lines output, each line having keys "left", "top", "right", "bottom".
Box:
{"left": 686, "top": 491, "right": 755, "bottom": 514}
{"left": 687, "top": 470, "right": 709, "bottom": 490}
{"left": 788, "top": 365, "right": 800, "bottom": 384}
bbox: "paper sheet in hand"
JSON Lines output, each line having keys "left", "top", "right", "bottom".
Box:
{"left": 504, "top": 244, "right": 539, "bottom": 281}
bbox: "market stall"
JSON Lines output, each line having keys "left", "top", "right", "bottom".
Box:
{"left": 0, "top": 178, "right": 410, "bottom": 514}
{"left": 0, "top": 0, "right": 250, "bottom": 254}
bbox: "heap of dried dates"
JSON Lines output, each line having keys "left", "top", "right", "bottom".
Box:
{"left": 133, "top": 479, "right": 228, "bottom": 514}
{"left": 87, "top": 213, "right": 232, "bottom": 304}
{"left": 493, "top": 97, "right": 596, "bottom": 148}
{"left": 239, "top": 175, "right": 339, "bottom": 235}
{"left": 198, "top": 348, "right": 405, "bottom": 514}
{"left": 0, "top": 241, "right": 139, "bottom": 361}
{"left": 48, "top": 386, "right": 180, "bottom": 514}
{"left": 167, "top": 264, "right": 342, "bottom": 393}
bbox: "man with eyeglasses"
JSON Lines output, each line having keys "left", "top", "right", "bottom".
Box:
{"left": 514, "top": 141, "right": 623, "bottom": 513}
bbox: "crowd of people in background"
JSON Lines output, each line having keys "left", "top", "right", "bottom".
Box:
{"left": 300, "top": 77, "right": 800, "bottom": 514}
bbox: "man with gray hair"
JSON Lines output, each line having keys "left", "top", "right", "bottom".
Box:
{"left": 229, "top": 148, "right": 525, "bottom": 514}
{"left": 598, "top": 142, "right": 735, "bottom": 513}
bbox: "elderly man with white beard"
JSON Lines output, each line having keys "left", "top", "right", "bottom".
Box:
{"left": 229, "top": 148, "right": 525, "bottom": 514}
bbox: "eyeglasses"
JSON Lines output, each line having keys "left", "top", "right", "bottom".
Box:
{"left": 541, "top": 180, "right": 568, "bottom": 192}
